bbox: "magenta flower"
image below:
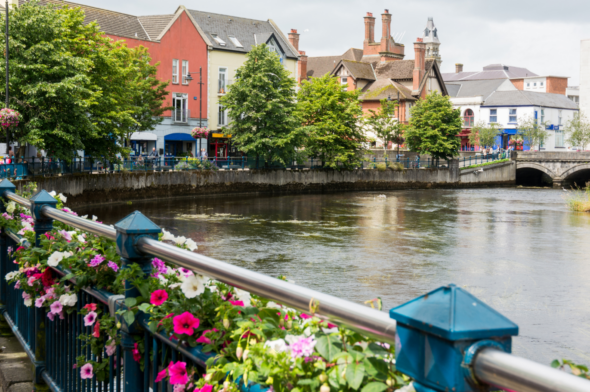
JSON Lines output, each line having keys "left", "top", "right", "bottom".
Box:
{"left": 107, "top": 261, "right": 119, "bottom": 272}
{"left": 172, "top": 312, "right": 200, "bottom": 336}
{"left": 89, "top": 254, "right": 105, "bottom": 267}
{"left": 50, "top": 300, "right": 63, "bottom": 315}
{"left": 290, "top": 336, "right": 317, "bottom": 359}
{"left": 150, "top": 290, "right": 168, "bottom": 306}
{"left": 152, "top": 258, "right": 167, "bottom": 276}
{"left": 80, "top": 363, "right": 93, "bottom": 379}
{"left": 84, "top": 311, "right": 98, "bottom": 326}
{"left": 35, "top": 297, "right": 45, "bottom": 308}
{"left": 155, "top": 367, "right": 168, "bottom": 383}
{"left": 168, "top": 361, "right": 188, "bottom": 385}
{"left": 195, "top": 329, "right": 218, "bottom": 345}
{"left": 106, "top": 340, "right": 117, "bottom": 357}
{"left": 58, "top": 230, "right": 72, "bottom": 241}
{"left": 195, "top": 385, "right": 213, "bottom": 392}
{"left": 229, "top": 300, "right": 245, "bottom": 307}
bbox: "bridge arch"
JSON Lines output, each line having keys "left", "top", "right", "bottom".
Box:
{"left": 561, "top": 163, "right": 590, "bottom": 187}
{"left": 515, "top": 162, "right": 557, "bottom": 179}
{"left": 515, "top": 162, "right": 556, "bottom": 186}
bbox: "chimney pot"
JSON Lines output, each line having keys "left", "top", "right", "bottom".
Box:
{"left": 367, "top": 12, "right": 373, "bottom": 16}
{"left": 288, "top": 29, "right": 300, "bottom": 51}
{"left": 384, "top": 9, "right": 389, "bottom": 13}
{"left": 455, "top": 63, "right": 463, "bottom": 73}
{"left": 291, "top": 29, "right": 297, "bottom": 33}
{"left": 364, "top": 12, "right": 376, "bottom": 43}
{"left": 416, "top": 37, "right": 423, "bottom": 42}
{"left": 413, "top": 41, "right": 426, "bottom": 93}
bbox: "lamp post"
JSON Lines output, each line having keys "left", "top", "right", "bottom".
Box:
{"left": 4, "top": 0, "right": 9, "bottom": 153}
{"left": 185, "top": 67, "right": 203, "bottom": 128}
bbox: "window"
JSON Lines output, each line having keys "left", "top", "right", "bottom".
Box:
{"left": 555, "top": 129, "right": 564, "bottom": 147}
{"left": 489, "top": 109, "right": 497, "bottom": 123}
{"left": 228, "top": 35, "right": 243, "bottom": 48}
{"left": 218, "top": 68, "right": 228, "bottom": 94}
{"left": 527, "top": 83, "right": 530, "bottom": 87}
{"left": 433, "top": 28, "right": 437, "bottom": 38}
{"left": 218, "top": 104, "right": 227, "bottom": 126}
{"left": 182, "top": 60, "right": 189, "bottom": 85}
{"left": 558, "top": 110, "right": 562, "bottom": 125}
{"left": 540, "top": 82, "right": 544, "bottom": 87}
{"left": 463, "top": 109, "right": 474, "bottom": 127}
{"left": 172, "top": 59, "right": 179, "bottom": 84}
{"left": 211, "top": 34, "right": 226, "bottom": 46}
{"left": 509, "top": 108, "right": 517, "bottom": 123}
{"left": 267, "top": 37, "right": 285, "bottom": 64}
{"left": 541, "top": 109, "right": 545, "bottom": 123}
{"left": 172, "top": 93, "right": 188, "bottom": 123}
{"left": 534, "top": 82, "right": 537, "bottom": 87}
{"left": 341, "top": 77, "right": 348, "bottom": 87}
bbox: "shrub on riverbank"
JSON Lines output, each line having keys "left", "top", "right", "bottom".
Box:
{"left": 369, "top": 162, "right": 405, "bottom": 171}
{"left": 566, "top": 184, "right": 590, "bottom": 212}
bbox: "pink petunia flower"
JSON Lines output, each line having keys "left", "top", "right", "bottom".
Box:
{"left": 173, "top": 312, "right": 200, "bottom": 336}
{"left": 195, "top": 329, "right": 218, "bottom": 345}
{"left": 194, "top": 384, "right": 213, "bottom": 392}
{"left": 105, "top": 340, "right": 117, "bottom": 357}
{"left": 168, "top": 361, "right": 189, "bottom": 385}
{"left": 35, "top": 297, "right": 45, "bottom": 308}
{"left": 89, "top": 254, "right": 105, "bottom": 267}
{"left": 150, "top": 290, "right": 168, "bottom": 306}
{"left": 107, "top": 261, "right": 118, "bottom": 272}
{"left": 83, "top": 303, "right": 97, "bottom": 311}
{"left": 92, "top": 321, "right": 100, "bottom": 338}
{"left": 290, "top": 336, "right": 317, "bottom": 359}
{"left": 133, "top": 343, "right": 141, "bottom": 362}
{"left": 155, "top": 367, "right": 168, "bottom": 383}
{"left": 80, "top": 363, "right": 93, "bottom": 379}
{"left": 50, "top": 300, "right": 63, "bottom": 315}
{"left": 229, "top": 300, "right": 244, "bottom": 307}
{"left": 84, "top": 311, "right": 98, "bottom": 326}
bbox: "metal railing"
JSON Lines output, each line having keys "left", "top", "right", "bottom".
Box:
{"left": 460, "top": 151, "right": 510, "bottom": 168}
{"left": 0, "top": 180, "right": 589, "bottom": 392}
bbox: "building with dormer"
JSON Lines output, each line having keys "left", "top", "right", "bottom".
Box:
{"left": 422, "top": 17, "right": 441, "bottom": 66}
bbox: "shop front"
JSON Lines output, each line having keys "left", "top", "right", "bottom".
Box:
{"left": 209, "top": 133, "right": 232, "bottom": 158}
{"left": 130, "top": 132, "right": 157, "bottom": 156}
{"left": 164, "top": 133, "right": 195, "bottom": 157}
{"left": 458, "top": 128, "right": 472, "bottom": 151}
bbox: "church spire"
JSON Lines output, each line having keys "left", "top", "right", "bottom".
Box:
{"left": 422, "top": 17, "right": 441, "bottom": 66}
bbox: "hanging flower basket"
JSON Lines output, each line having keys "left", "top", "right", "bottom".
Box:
{"left": 191, "top": 127, "right": 209, "bottom": 139}
{"left": 0, "top": 108, "right": 22, "bottom": 131}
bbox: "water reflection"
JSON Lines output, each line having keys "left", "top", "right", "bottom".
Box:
{"left": 80, "top": 188, "right": 590, "bottom": 365}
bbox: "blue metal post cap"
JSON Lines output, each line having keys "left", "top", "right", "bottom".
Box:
{"left": 114, "top": 211, "right": 162, "bottom": 235}
{"left": 29, "top": 190, "right": 58, "bottom": 221}
{"left": 0, "top": 178, "right": 16, "bottom": 196}
{"left": 389, "top": 284, "right": 518, "bottom": 341}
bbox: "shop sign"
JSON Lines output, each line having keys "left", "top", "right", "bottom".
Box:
{"left": 212, "top": 133, "right": 232, "bottom": 138}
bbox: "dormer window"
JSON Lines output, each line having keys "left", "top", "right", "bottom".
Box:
{"left": 433, "top": 28, "right": 437, "bottom": 38}
{"left": 267, "top": 37, "right": 285, "bottom": 64}
{"left": 228, "top": 35, "right": 243, "bottom": 48}
{"left": 424, "top": 28, "right": 430, "bottom": 36}
{"left": 211, "top": 34, "right": 226, "bottom": 46}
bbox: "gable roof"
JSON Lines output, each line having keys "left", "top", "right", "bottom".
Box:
{"left": 374, "top": 60, "right": 415, "bottom": 80}
{"left": 331, "top": 60, "right": 376, "bottom": 81}
{"left": 443, "top": 64, "right": 537, "bottom": 82}
{"left": 186, "top": 10, "right": 298, "bottom": 58}
{"left": 482, "top": 90, "right": 579, "bottom": 109}
{"left": 446, "top": 79, "right": 514, "bottom": 100}
{"left": 138, "top": 14, "right": 174, "bottom": 41}
{"left": 306, "top": 56, "right": 342, "bottom": 78}
{"left": 342, "top": 48, "right": 364, "bottom": 62}
{"left": 359, "top": 79, "right": 416, "bottom": 101}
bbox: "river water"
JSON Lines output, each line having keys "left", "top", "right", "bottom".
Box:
{"left": 80, "top": 188, "right": 590, "bottom": 366}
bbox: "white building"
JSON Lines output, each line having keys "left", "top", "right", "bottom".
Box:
{"left": 580, "top": 39, "right": 590, "bottom": 117}
{"left": 422, "top": 17, "right": 441, "bottom": 66}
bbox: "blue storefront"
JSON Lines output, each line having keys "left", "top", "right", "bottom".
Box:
{"left": 164, "top": 133, "right": 196, "bottom": 156}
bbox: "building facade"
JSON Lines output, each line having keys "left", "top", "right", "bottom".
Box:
{"left": 580, "top": 39, "right": 590, "bottom": 118}
{"left": 422, "top": 17, "right": 441, "bottom": 66}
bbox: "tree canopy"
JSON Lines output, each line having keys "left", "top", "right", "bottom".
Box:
{"left": 297, "top": 74, "right": 365, "bottom": 169}
{"left": 364, "top": 99, "right": 405, "bottom": 152}
{"left": 0, "top": 1, "right": 169, "bottom": 160}
{"left": 564, "top": 112, "right": 590, "bottom": 150}
{"left": 516, "top": 114, "right": 548, "bottom": 150}
{"left": 404, "top": 91, "right": 461, "bottom": 160}
{"left": 218, "top": 44, "right": 305, "bottom": 167}
{"left": 468, "top": 121, "right": 501, "bottom": 149}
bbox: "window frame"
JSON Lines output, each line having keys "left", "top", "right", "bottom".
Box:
{"left": 172, "top": 93, "right": 188, "bottom": 123}
{"left": 341, "top": 77, "right": 348, "bottom": 87}
{"left": 172, "top": 59, "right": 179, "bottom": 84}
{"left": 558, "top": 110, "right": 562, "bottom": 125}
{"left": 228, "top": 35, "right": 244, "bottom": 48}
{"left": 211, "top": 34, "right": 226, "bottom": 46}
{"left": 218, "top": 104, "right": 227, "bottom": 126}
{"left": 182, "top": 60, "right": 189, "bottom": 85}
{"left": 463, "top": 108, "right": 474, "bottom": 127}
{"left": 509, "top": 108, "right": 517, "bottom": 123}
{"left": 489, "top": 108, "right": 497, "bottom": 123}
{"left": 218, "top": 67, "right": 228, "bottom": 94}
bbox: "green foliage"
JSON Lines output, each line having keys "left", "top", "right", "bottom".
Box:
{"left": 516, "top": 114, "right": 548, "bottom": 150}
{"left": 368, "top": 162, "right": 404, "bottom": 171}
{"left": 566, "top": 184, "right": 590, "bottom": 212}
{"left": 219, "top": 44, "right": 305, "bottom": 167}
{"left": 405, "top": 91, "right": 461, "bottom": 160}
{"left": 460, "top": 158, "right": 510, "bottom": 170}
{"left": 0, "top": 1, "right": 169, "bottom": 160}
{"left": 468, "top": 121, "right": 501, "bottom": 148}
{"left": 551, "top": 359, "right": 590, "bottom": 379}
{"left": 363, "top": 99, "right": 405, "bottom": 150}
{"left": 297, "top": 74, "right": 366, "bottom": 169}
{"left": 563, "top": 112, "right": 590, "bottom": 149}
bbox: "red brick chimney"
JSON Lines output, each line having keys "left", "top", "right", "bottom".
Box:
{"left": 364, "top": 12, "right": 375, "bottom": 44}
{"left": 380, "top": 9, "right": 391, "bottom": 52}
{"left": 455, "top": 63, "right": 463, "bottom": 73}
{"left": 288, "top": 29, "right": 299, "bottom": 51}
{"left": 298, "top": 51, "right": 307, "bottom": 84}
{"left": 413, "top": 39, "right": 426, "bottom": 93}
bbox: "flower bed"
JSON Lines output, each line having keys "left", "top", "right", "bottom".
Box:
{"left": 1, "top": 184, "right": 408, "bottom": 392}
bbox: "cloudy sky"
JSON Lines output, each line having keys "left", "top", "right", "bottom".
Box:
{"left": 72, "top": 0, "right": 589, "bottom": 85}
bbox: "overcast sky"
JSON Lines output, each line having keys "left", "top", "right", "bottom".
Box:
{"left": 72, "top": 0, "right": 589, "bottom": 85}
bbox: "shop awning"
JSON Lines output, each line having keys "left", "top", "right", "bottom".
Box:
{"left": 130, "top": 132, "right": 157, "bottom": 141}
{"left": 164, "top": 133, "right": 194, "bottom": 141}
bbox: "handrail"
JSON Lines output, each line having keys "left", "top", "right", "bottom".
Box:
{"left": 138, "top": 236, "right": 398, "bottom": 344}
{"left": 474, "top": 348, "right": 590, "bottom": 392}
{"left": 5, "top": 192, "right": 31, "bottom": 209}
{"left": 40, "top": 206, "right": 117, "bottom": 240}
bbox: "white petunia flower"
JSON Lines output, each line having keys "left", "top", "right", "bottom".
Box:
{"left": 161, "top": 229, "right": 175, "bottom": 241}
{"left": 5, "top": 271, "right": 18, "bottom": 281}
{"left": 48, "top": 191, "right": 57, "bottom": 197}
{"left": 92, "top": 216, "right": 98, "bottom": 221}
{"left": 81, "top": 215, "right": 88, "bottom": 219}
{"left": 21, "top": 221, "right": 32, "bottom": 230}
{"left": 181, "top": 274, "right": 207, "bottom": 298}
{"left": 24, "top": 298, "right": 33, "bottom": 307}
{"left": 47, "top": 251, "right": 65, "bottom": 267}
{"left": 6, "top": 201, "right": 15, "bottom": 214}
{"left": 158, "top": 275, "right": 168, "bottom": 285}
{"left": 285, "top": 334, "right": 306, "bottom": 345}
{"left": 184, "top": 238, "right": 198, "bottom": 251}
{"left": 58, "top": 193, "right": 67, "bottom": 203}
{"left": 265, "top": 339, "right": 288, "bottom": 354}
{"left": 173, "top": 236, "right": 187, "bottom": 245}
{"left": 59, "top": 293, "right": 78, "bottom": 307}
{"left": 266, "top": 301, "right": 282, "bottom": 309}
{"left": 234, "top": 288, "right": 252, "bottom": 307}
{"left": 77, "top": 234, "right": 86, "bottom": 243}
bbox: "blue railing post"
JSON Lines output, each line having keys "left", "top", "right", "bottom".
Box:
{"left": 0, "top": 179, "right": 16, "bottom": 334}
{"left": 30, "top": 190, "right": 58, "bottom": 390}
{"left": 389, "top": 284, "right": 518, "bottom": 392}
{"left": 114, "top": 211, "right": 161, "bottom": 392}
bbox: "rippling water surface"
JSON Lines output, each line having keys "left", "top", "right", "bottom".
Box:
{"left": 80, "top": 188, "right": 590, "bottom": 366}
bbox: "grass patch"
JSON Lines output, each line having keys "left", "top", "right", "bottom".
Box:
{"left": 369, "top": 162, "right": 405, "bottom": 171}
{"left": 566, "top": 185, "right": 590, "bottom": 212}
{"left": 460, "top": 159, "right": 510, "bottom": 170}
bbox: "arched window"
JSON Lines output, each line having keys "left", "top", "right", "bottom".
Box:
{"left": 464, "top": 109, "right": 474, "bottom": 127}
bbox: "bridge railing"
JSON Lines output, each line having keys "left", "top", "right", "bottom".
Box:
{"left": 459, "top": 151, "right": 511, "bottom": 168}
{"left": 0, "top": 179, "right": 588, "bottom": 392}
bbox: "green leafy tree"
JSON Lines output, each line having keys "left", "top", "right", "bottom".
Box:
{"left": 517, "top": 114, "right": 548, "bottom": 150}
{"left": 468, "top": 121, "right": 501, "bottom": 149}
{"left": 564, "top": 112, "right": 590, "bottom": 150}
{"left": 405, "top": 91, "right": 461, "bottom": 160}
{"left": 0, "top": 1, "right": 168, "bottom": 160}
{"left": 218, "top": 44, "right": 305, "bottom": 167}
{"left": 364, "top": 99, "right": 405, "bottom": 155}
{"left": 297, "top": 74, "right": 365, "bottom": 169}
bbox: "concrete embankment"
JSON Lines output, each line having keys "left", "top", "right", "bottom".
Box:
{"left": 13, "top": 159, "right": 516, "bottom": 207}
{"left": 459, "top": 161, "right": 516, "bottom": 186}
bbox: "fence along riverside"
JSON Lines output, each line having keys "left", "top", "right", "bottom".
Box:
{"left": 0, "top": 179, "right": 587, "bottom": 392}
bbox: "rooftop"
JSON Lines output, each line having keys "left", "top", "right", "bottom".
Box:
{"left": 443, "top": 64, "right": 538, "bottom": 82}
{"left": 483, "top": 90, "right": 579, "bottom": 109}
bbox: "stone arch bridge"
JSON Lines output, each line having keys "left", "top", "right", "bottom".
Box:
{"left": 515, "top": 151, "right": 590, "bottom": 187}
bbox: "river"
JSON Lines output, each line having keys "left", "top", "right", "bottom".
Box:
{"left": 79, "top": 188, "right": 590, "bottom": 366}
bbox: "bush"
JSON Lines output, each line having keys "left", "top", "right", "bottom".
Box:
{"left": 566, "top": 184, "right": 590, "bottom": 212}
{"left": 370, "top": 162, "right": 405, "bottom": 171}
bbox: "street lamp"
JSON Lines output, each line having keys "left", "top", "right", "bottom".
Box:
{"left": 4, "top": 0, "right": 9, "bottom": 152}
{"left": 185, "top": 67, "right": 203, "bottom": 128}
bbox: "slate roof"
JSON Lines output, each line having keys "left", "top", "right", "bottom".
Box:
{"left": 483, "top": 90, "right": 579, "bottom": 109}
{"left": 359, "top": 79, "right": 415, "bottom": 101}
{"left": 187, "top": 10, "right": 298, "bottom": 58}
{"left": 342, "top": 48, "right": 364, "bottom": 61}
{"left": 375, "top": 59, "right": 435, "bottom": 81}
{"left": 446, "top": 79, "right": 511, "bottom": 100}
{"left": 306, "top": 56, "right": 342, "bottom": 78}
{"left": 443, "top": 64, "right": 537, "bottom": 82}
{"left": 332, "top": 60, "right": 375, "bottom": 81}
{"left": 31, "top": 0, "right": 152, "bottom": 40}
{"left": 138, "top": 14, "right": 174, "bottom": 40}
